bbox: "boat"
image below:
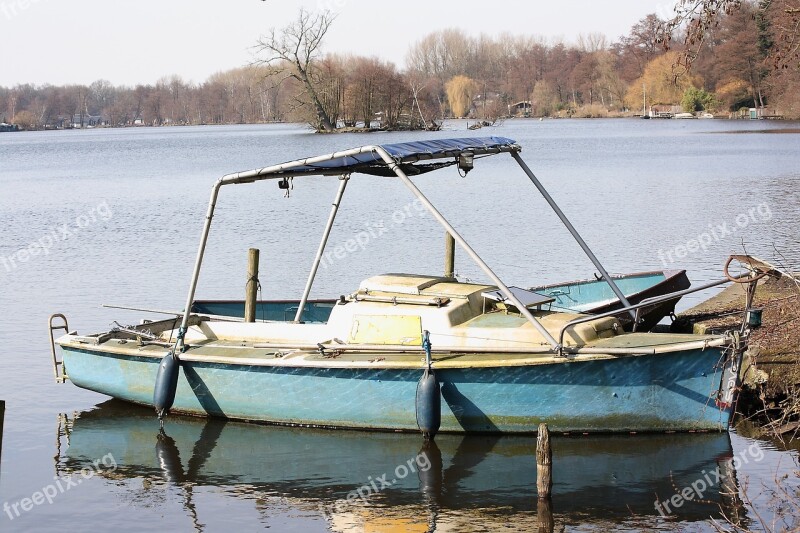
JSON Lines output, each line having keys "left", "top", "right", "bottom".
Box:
{"left": 50, "top": 137, "right": 765, "bottom": 435}
{"left": 56, "top": 401, "right": 744, "bottom": 525}
{"left": 674, "top": 112, "right": 696, "bottom": 119}
{"left": 528, "top": 269, "right": 691, "bottom": 331}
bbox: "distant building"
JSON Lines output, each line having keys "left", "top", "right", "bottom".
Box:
{"left": 648, "top": 104, "right": 681, "bottom": 118}
{"left": 71, "top": 114, "right": 105, "bottom": 128}
{"left": 509, "top": 101, "right": 532, "bottom": 116}
{"left": 732, "top": 107, "right": 783, "bottom": 120}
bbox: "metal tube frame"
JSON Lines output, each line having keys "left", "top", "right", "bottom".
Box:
{"left": 294, "top": 175, "right": 349, "bottom": 322}
{"left": 373, "top": 147, "right": 561, "bottom": 349}
{"left": 173, "top": 145, "right": 379, "bottom": 354}
{"left": 510, "top": 151, "right": 636, "bottom": 321}
{"left": 172, "top": 141, "right": 678, "bottom": 356}
{"left": 175, "top": 180, "right": 223, "bottom": 354}
{"left": 555, "top": 275, "right": 746, "bottom": 351}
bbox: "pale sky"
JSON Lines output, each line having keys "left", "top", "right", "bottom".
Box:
{"left": 0, "top": 0, "right": 672, "bottom": 87}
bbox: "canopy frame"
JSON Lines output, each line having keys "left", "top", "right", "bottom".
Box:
{"left": 172, "top": 137, "right": 633, "bottom": 354}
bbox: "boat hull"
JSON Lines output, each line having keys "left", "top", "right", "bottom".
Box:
{"left": 61, "top": 344, "right": 733, "bottom": 434}
{"left": 531, "top": 270, "right": 691, "bottom": 331}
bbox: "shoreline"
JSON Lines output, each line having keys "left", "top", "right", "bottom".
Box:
{"left": 4, "top": 115, "right": 800, "bottom": 134}
{"left": 677, "top": 275, "right": 800, "bottom": 436}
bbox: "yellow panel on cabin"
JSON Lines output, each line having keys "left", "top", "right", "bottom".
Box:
{"left": 349, "top": 315, "right": 422, "bottom": 345}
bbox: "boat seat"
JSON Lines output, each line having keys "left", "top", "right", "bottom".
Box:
{"left": 481, "top": 286, "right": 555, "bottom": 309}
{"left": 358, "top": 273, "right": 452, "bottom": 295}
{"left": 564, "top": 297, "right": 619, "bottom": 313}
{"left": 350, "top": 291, "right": 451, "bottom": 307}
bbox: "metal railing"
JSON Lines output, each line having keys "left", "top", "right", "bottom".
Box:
{"left": 556, "top": 276, "right": 745, "bottom": 353}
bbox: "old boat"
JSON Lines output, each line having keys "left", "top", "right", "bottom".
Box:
{"left": 528, "top": 269, "right": 691, "bottom": 331}
{"left": 50, "top": 137, "right": 759, "bottom": 435}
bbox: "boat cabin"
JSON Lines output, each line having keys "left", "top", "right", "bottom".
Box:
{"left": 180, "top": 273, "right": 621, "bottom": 350}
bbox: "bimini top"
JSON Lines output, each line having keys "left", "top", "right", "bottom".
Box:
{"left": 221, "top": 136, "right": 519, "bottom": 183}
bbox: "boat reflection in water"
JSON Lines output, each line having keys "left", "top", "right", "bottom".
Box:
{"left": 56, "top": 401, "right": 745, "bottom": 531}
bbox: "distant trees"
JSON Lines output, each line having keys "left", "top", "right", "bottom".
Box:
{"left": 682, "top": 86, "right": 719, "bottom": 112}
{"left": 625, "top": 51, "right": 701, "bottom": 107}
{"left": 766, "top": 0, "right": 800, "bottom": 70}
{"left": 445, "top": 75, "right": 477, "bottom": 117}
{"left": 11, "top": 109, "right": 36, "bottom": 129}
{"left": 657, "top": 0, "right": 800, "bottom": 113}
{"left": 614, "top": 14, "right": 666, "bottom": 81}
{"left": 335, "top": 55, "right": 412, "bottom": 129}
{"left": 251, "top": 9, "right": 441, "bottom": 131}
{"left": 531, "top": 80, "right": 559, "bottom": 116}
{"left": 662, "top": 0, "right": 800, "bottom": 71}
{"left": 712, "top": 3, "right": 771, "bottom": 109}
{"left": 0, "top": 68, "right": 298, "bottom": 129}
{"left": 406, "top": 29, "right": 474, "bottom": 82}
{"left": 3, "top": 1, "right": 800, "bottom": 129}
{"left": 254, "top": 9, "right": 337, "bottom": 132}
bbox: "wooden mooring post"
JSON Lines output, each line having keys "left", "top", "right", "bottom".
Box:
{"left": 536, "top": 422, "right": 554, "bottom": 533}
{"left": 244, "top": 248, "right": 260, "bottom": 323}
{"left": 444, "top": 233, "right": 455, "bottom": 278}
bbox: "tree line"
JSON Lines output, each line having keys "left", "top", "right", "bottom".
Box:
{"left": 2, "top": 0, "right": 797, "bottom": 132}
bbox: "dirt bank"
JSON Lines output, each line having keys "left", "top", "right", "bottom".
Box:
{"left": 677, "top": 274, "right": 800, "bottom": 431}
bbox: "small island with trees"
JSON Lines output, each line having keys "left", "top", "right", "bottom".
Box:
{"left": 1, "top": 0, "right": 798, "bottom": 132}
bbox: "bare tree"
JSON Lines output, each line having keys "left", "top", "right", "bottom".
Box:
{"left": 254, "top": 9, "right": 337, "bottom": 132}
{"left": 660, "top": 0, "right": 743, "bottom": 67}
{"left": 613, "top": 14, "right": 667, "bottom": 81}
{"left": 764, "top": 0, "right": 800, "bottom": 69}
{"left": 661, "top": 0, "right": 800, "bottom": 71}
{"left": 577, "top": 32, "right": 609, "bottom": 53}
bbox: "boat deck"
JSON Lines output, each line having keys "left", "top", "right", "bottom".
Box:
{"left": 60, "top": 328, "right": 724, "bottom": 371}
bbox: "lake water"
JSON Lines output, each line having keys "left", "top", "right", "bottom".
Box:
{"left": 1, "top": 119, "right": 799, "bottom": 532}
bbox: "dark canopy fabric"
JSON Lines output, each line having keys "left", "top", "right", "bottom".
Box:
{"left": 381, "top": 137, "right": 518, "bottom": 162}
{"left": 270, "top": 136, "right": 518, "bottom": 177}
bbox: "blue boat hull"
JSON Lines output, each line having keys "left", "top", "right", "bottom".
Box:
{"left": 62, "top": 345, "right": 733, "bottom": 433}
{"left": 530, "top": 270, "right": 691, "bottom": 331}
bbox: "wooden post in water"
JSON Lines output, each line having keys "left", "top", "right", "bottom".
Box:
{"left": 536, "top": 422, "right": 554, "bottom": 532}
{"left": 537, "top": 422, "right": 552, "bottom": 497}
{"left": 244, "top": 248, "right": 260, "bottom": 323}
{"left": 444, "top": 233, "right": 455, "bottom": 278}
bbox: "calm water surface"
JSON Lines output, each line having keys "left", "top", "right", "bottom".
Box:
{"left": 1, "top": 119, "right": 799, "bottom": 532}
